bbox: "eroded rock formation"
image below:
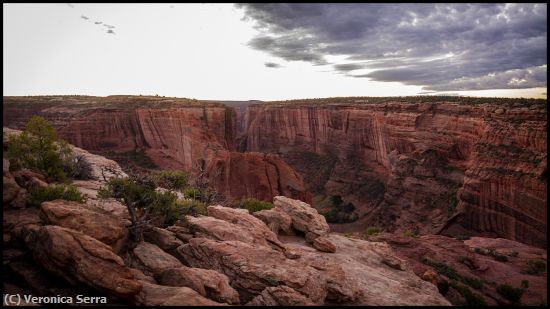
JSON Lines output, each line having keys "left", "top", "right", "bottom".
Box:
{"left": 2, "top": 96, "right": 310, "bottom": 204}
{"left": 242, "top": 101, "right": 547, "bottom": 248}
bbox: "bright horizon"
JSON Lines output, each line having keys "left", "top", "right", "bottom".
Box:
{"left": 3, "top": 3, "right": 547, "bottom": 100}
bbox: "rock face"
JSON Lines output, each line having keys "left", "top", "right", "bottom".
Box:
{"left": 40, "top": 200, "right": 127, "bottom": 248}
{"left": 157, "top": 266, "right": 240, "bottom": 305}
{"left": 15, "top": 225, "right": 142, "bottom": 299}
{"left": 369, "top": 233, "right": 548, "bottom": 305}
{"left": 3, "top": 157, "right": 27, "bottom": 209}
{"left": 132, "top": 242, "right": 183, "bottom": 277}
{"left": 3, "top": 96, "right": 311, "bottom": 204}
{"left": 273, "top": 196, "right": 330, "bottom": 242}
{"left": 254, "top": 207, "right": 293, "bottom": 235}
{"left": 242, "top": 101, "right": 547, "bottom": 248}
{"left": 179, "top": 237, "right": 328, "bottom": 304}
{"left": 135, "top": 281, "right": 223, "bottom": 306}
{"left": 176, "top": 199, "right": 450, "bottom": 306}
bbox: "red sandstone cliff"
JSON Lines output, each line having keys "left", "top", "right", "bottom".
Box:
{"left": 2, "top": 96, "right": 310, "bottom": 204}
{"left": 242, "top": 101, "right": 547, "bottom": 248}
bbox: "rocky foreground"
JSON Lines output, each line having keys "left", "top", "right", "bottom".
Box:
{"left": 4, "top": 128, "right": 452, "bottom": 306}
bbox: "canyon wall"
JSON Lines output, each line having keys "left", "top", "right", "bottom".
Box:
{"left": 3, "top": 96, "right": 546, "bottom": 248}
{"left": 2, "top": 96, "right": 310, "bottom": 204}
{"left": 242, "top": 101, "right": 547, "bottom": 248}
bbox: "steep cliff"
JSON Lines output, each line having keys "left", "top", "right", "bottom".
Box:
{"left": 2, "top": 96, "right": 309, "bottom": 203}
{"left": 242, "top": 100, "right": 547, "bottom": 248}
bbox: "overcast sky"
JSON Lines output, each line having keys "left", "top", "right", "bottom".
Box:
{"left": 3, "top": 3, "right": 547, "bottom": 100}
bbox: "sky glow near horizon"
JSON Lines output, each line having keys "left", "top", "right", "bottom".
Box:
{"left": 3, "top": 3, "right": 547, "bottom": 100}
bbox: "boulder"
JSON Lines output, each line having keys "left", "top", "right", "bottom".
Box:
{"left": 132, "top": 242, "right": 182, "bottom": 277}
{"left": 158, "top": 266, "right": 240, "bottom": 305}
{"left": 3, "top": 158, "right": 27, "bottom": 209}
{"left": 313, "top": 235, "right": 337, "bottom": 253}
{"left": 207, "top": 205, "right": 285, "bottom": 248}
{"left": 129, "top": 268, "right": 156, "bottom": 284}
{"left": 177, "top": 238, "right": 327, "bottom": 304}
{"left": 13, "top": 169, "right": 48, "bottom": 190}
{"left": 4, "top": 208, "right": 43, "bottom": 245}
{"left": 166, "top": 225, "right": 194, "bottom": 243}
{"left": 134, "top": 281, "right": 223, "bottom": 306}
{"left": 185, "top": 215, "right": 283, "bottom": 250}
{"left": 40, "top": 200, "right": 127, "bottom": 247}
{"left": 246, "top": 286, "right": 316, "bottom": 306}
{"left": 143, "top": 227, "right": 184, "bottom": 251}
{"left": 16, "top": 225, "right": 142, "bottom": 298}
{"left": 254, "top": 207, "right": 293, "bottom": 235}
{"left": 273, "top": 196, "right": 329, "bottom": 242}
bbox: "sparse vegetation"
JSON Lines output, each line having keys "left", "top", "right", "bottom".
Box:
{"left": 422, "top": 257, "right": 484, "bottom": 290}
{"left": 66, "top": 154, "right": 93, "bottom": 180}
{"left": 404, "top": 230, "right": 417, "bottom": 238}
{"left": 318, "top": 195, "right": 358, "bottom": 223}
{"left": 521, "top": 280, "right": 529, "bottom": 289}
{"left": 27, "top": 184, "right": 86, "bottom": 207}
{"left": 364, "top": 226, "right": 380, "bottom": 238}
{"left": 258, "top": 96, "right": 546, "bottom": 108}
{"left": 525, "top": 259, "right": 546, "bottom": 275}
{"left": 234, "top": 198, "right": 274, "bottom": 213}
{"left": 174, "top": 199, "right": 207, "bottom": 218}
{"left": 496, "top": 283, "right": 524, "bottom": 305}
{"left": 473, "top": 246, "right": 510, "bottom": 262}
{"left": 449, "top": 280, "right": 487, "bottom": 306}
{"left": 98, "top": 175, "right": 205, "bottom": 249}
{"left": 152, "top": 170, "right": 189, "bottom": 192}
{"left": 6, "top": 116, "right": 75, "bottom": 181}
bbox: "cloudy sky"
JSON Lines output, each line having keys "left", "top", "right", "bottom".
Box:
{"left": 3, "top": 3, "right": 547, "bottom": 100}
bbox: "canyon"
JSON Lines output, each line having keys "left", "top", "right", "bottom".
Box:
{"left": 3, "top": 95, "right": 547, "bottom": 249}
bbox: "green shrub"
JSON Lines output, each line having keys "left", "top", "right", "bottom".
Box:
{"left": 450, "top": 281, "right": 487, "bottom": 306}
{"left": 493, "top": 254, "right": 509, "bottom": 262}
{"left": 473, "top": 247, "right": 486, "bottom": 255}
{"left": 98, "top": 177, "right": 185, "bottom": 226}
{"left": 6, "top": 116, "right": 75, "bottom": 181}
{"left": 331, "top": 195, "right": 343, "bottom": 206}
{"left": 461, "top": 275, "right": 484, "bottom": 290}
{"left": 404, "top": 230, "right": 417, "bottom": 238}
{"left": 526, "top": 259, "right": 546, "bottom": 275}
{"left": 153, "top": 170, "right": 189, "bottom": 192}
{"left": 422, "top": 257, "right": 484, "bottom": 290}
{"left": 521, "top": 280, "right": 529, "bottom": 289}
{"left": 236, "top": 198, "right": 274, "bottom": 213}
{"left": 27, "top": 184, "right": 86, "bottom": 207}
{"left": 364, "top": 226, "right": 380, "bottom": 238}
{"left": 422, "top": 257, "right": 460, "bottom": 281}
{"left": 175, "top": 199, "right": 208, "bottom": 217}
{"left": 496, "top": 283, "right": 523, "bottom": 305}
{"left": 184, "top": 187, "right": 203, "bottom": 200}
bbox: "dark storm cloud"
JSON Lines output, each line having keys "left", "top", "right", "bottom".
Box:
{"left": 333, "top": 63, "right": 366, "bottom": 72}
{"left": 264, "top": 62, "right": 281, "bottom": 68}
{"left": 237, "top": 3, "right": 547, "bottom": 91}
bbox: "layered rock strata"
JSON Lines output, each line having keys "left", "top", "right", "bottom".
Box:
{"left": 243, "top": 101, "right": 547, "bottom": 248}
{"left": 2, "top": 96, "right": 310, "bottom": 204}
